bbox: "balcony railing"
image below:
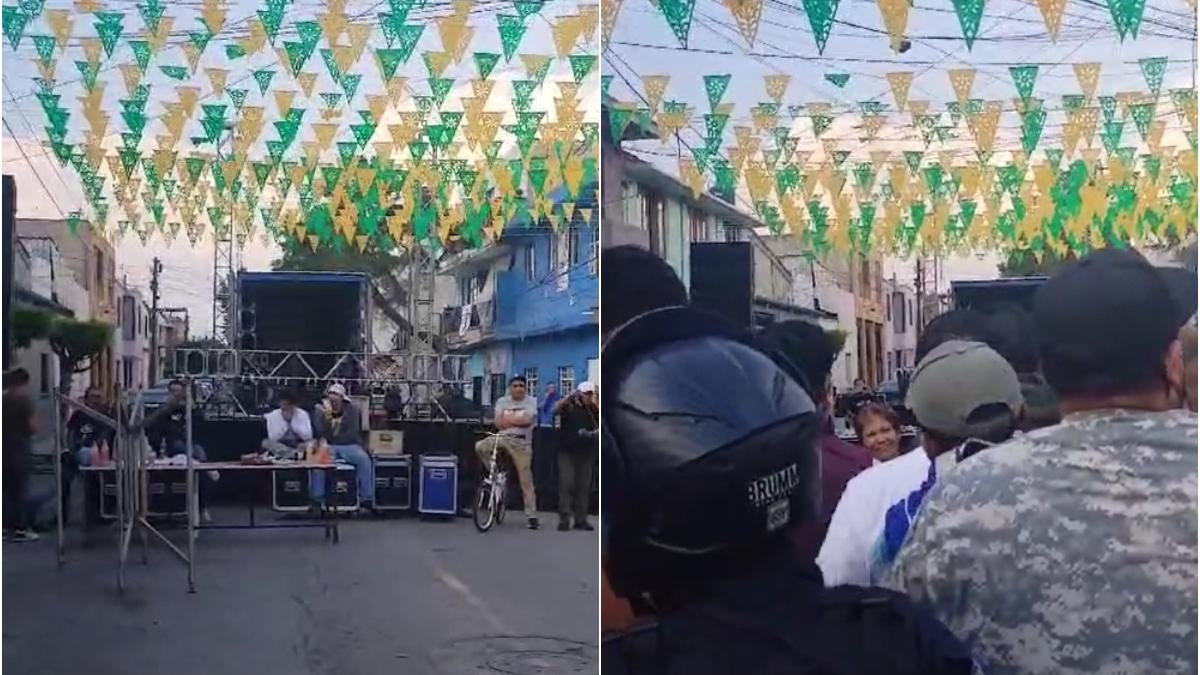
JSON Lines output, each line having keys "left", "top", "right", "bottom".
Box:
{"left": 440, "top": 299, "right": 495, "bottom": 347}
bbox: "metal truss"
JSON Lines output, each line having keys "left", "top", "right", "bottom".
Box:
{"left": 164, "top": 347, "right": 469, "bottom": 385}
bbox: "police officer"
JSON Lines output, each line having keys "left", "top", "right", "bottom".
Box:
{"left": 601, "top": 306, "right": 976, "bottom": 675}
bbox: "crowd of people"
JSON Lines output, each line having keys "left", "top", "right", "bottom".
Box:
{"left": 600, "top": 244, "right": 1197, "bottom": 674}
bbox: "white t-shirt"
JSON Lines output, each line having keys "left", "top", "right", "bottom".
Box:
{"left": 817, "top": 447, "right": 931, "bottom": 587}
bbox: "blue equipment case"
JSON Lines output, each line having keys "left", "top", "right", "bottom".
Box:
{"left": 418, "top": 455, "right": 458, "bottom": 515}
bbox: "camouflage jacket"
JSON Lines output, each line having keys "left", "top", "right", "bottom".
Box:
{"left": 884, "top": 408, "right": 1198, "bottom": 675}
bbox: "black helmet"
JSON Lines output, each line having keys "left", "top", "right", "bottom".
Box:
{"left": 602, "top": 307, "right": 823, "bottom": 600}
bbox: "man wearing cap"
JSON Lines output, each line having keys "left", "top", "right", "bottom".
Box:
{"left": 817, "top": 340, "right": 1022, "bottom": 586}
{"left": 476, "top": 376, "right": 541, "bottom": 529}
{"left": 313, "top": 383, "right": 375, "bottom": 510}
{"left": 553, "top": 381, "right": 598, "bottom": 531}
{"left": 886, "top": 249, "right": 1198, "bottom": 675}
{"left": 817, "top": 310, "right": 996, "bottom": 587}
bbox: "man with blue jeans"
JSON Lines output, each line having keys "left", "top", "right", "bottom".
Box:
{"left": 312, "top": 383, "right": 374, "bottom": 511}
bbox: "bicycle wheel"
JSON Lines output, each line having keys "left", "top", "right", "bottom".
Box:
{"left": 494, "top": 471, "right": 508, "bottom": 525}
{"left": 473, "top": 478, "right": 497, "bottom": 532}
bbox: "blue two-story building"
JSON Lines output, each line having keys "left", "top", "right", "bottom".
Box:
{"left": 440, "top": 184, "right": 599, "bottom": 417}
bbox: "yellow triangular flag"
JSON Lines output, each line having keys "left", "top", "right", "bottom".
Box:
{"left": 1073, "top": 62, "right": 1101, "bottom": 100}
{"left": 948, "top": 68, "right": 975, "bottom": 105}
{"left": 886, "top": 72, "right": 914, "bottom": 110}
{"left": 1034, "top": 0, "right": 1069, "bottom": 41}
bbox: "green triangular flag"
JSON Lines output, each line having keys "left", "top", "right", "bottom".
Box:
{"left": 376, "top": 48, "right": 406, "bottom": 80}
{"left": 569, "top": 54, "right": 596, "bottom": 83}
{"left": 320, "top": 92, "right": 343, "bottom": 108}
{"left": 137, "top": 0, "right": 164, "bottom": 33}
{"left": 703, "top": 74, "right": 731, "bottom": 110}
{"left": 903, "top": 150, "right": 923, "bottom": 173}
{"left": 394, "top": 23, "right": 424, "bottom": 63}
{"left": 283, "top": 41, "right": 315, "bottom": 73}
{"left": 497, "top": 14, "right": 526, "bottom": 61}
{"left": 253, "top": 69, "right": 275, "bottom": 95}
{"left": 1019, "top": 109, "right": 1046, "bottom": 154}
{"left": 608, "top": 106, "right": 633, "bottom": 143}
{"left": 1009, "top": 65, "right": 1038, "bottom": 101}
{"left": 2, "top": 6, "right": 29, "bottom": 49}
{"left": 258, "top": 6, "right": 285, "bottom": 43}
{"left": 1100, "top": 120, "right": 1124, "bottom": 154}
{"left": 601, "top": 74, "right": 614, "bottom": 97}
{"left": 1098, "top": 95, "right": 1117, "bottom": 123}
{"left": 1105, "top": 0, "right": 1147, "bottom": 40}
{"left": 67, "top": 211, "right": 82, "bottom": 234}
{"left": 76, "top": 60, "right": 101, "bottom": 90}
{"left": 129, "top": 40, "right": 151, "bottom": 71}
{"left": 1138, "top": 56, "right": 1167, "bottom": 96}
{"left": 225, "top": 43, "right": 247, "bottom": 59}
{"left": 296, "top": 19, "right": 322, "bottom": 47}
{"left": 31, "top": 34, "right": 54, "bottom": 67}
{"left": 1128, "top": 101, "right": 1155, "bottom": 140}
{"left": 658, "top": 0, "right": 696, "bottom": 47}
{"left": 429, "top": 77, "right": 454, "bottom": 107}
{"left": 824, "top": 73, "right": 850, "bottom": 88}
{"left": 950, "top": 0, "right": 984, "bottom": 50}
{"left": 188, "top": 29, "right": 212, "bottom": 54}
{"left": 228, "top": 88, "right": 248, "bottom": 110}
{"left": 513, "top": 0, "right": 543, "bottom": 20}
{"left": 341, "top": 73, "right": 362, "bottom": 100}
{"left": 473, "top": 52, "right": 501, "bottom": 79}
{"left": 801, "top": 0, "right": 839, "bottom": 54}
{"left": 93, "top": 11, "right": 124, "bottom": 59}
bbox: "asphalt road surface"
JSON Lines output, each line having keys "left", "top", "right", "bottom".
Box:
{"left": 3, "top": 509, "right": 598, "bottom": 675}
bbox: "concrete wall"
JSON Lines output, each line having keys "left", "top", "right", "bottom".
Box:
{"left": 510, "top": 326, "right": 598, "bottom": 406}
{"left": 496, "top": 224, "right": 598, "bottom": 340}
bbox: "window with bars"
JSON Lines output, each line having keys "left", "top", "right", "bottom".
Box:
{"left": 588, "top": 237, "right": 599, "bottom": 276}
{"left": 523, "top": 367, "right": 539, "bottom": 397}
{"left": 558, "top": 366, "right": 575, "bottom": 395}
{"left": 525, "top": 242, "right": 537, "bottom": 282}
{"left": 569, "top": 225, "right": 582, "bottom": 265}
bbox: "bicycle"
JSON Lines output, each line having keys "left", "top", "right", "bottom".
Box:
{"left": 473, "top": 433, "right": 510, "bottom": 532}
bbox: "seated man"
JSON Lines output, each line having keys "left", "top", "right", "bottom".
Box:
{"left": 475, "top": 376, "right": 540, "bottom": 529}
{"left": 62, "top": 386, "right": 115, "bottom": 524}
{"left": 312, "top": 383, "right": 375, "bottom": 510}
{"left": 262, "top": 390, "right": 313, "bottom": 459}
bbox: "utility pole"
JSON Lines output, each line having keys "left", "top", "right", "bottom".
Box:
{"left": 149, "top": 257, "right": 162, "bottom": 384}
{"left": 914, "top": 256, "right": 924, "bottom": 338}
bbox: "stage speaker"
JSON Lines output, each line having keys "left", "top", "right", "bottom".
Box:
{"left": 690, "top": 242, "right": 754, "bottom": 328}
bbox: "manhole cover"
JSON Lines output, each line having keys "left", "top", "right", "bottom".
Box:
{"left": 431, "top": 636, "right": 597, "bottom": 674}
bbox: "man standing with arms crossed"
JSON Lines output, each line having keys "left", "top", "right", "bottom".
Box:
{"left": 475, "top": 376, "right": 540, "bottom": 529}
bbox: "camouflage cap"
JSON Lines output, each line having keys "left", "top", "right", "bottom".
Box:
{"left": 906, "top": 340, "right": 1023, "bottom": 438}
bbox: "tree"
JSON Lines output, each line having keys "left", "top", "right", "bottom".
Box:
{"left": 997, "top": 249, "right": 1078, "bottom": 278}
{"left": 47, "top": 318, "right": 113, "bottom": 395}
{"left": 11, "top": 308, "right": 53, "bottom": 349}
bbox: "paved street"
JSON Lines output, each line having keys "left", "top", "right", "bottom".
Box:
{"left": 3, "top": 510, "right": 597, "bottom": 675}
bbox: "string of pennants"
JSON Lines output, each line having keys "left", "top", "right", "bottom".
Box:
{"left": 3, "top": 0, "right": 601, "bottom": 253}
{"left": 601, "top": 0, "right": 1194, "bottom": 54}
{"left": 605, "top": 60, "right": 1198, "bottom": 259}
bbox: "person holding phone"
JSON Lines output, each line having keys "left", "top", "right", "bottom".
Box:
{"left": 553, "top": 381, "right": 598, "bottom": 531}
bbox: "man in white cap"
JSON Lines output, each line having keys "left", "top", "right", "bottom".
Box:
{"left": 313, "top": 383, "right": 375, "bottom": 510}
{"left": 553, "top": 381, "right": 598, "bottom": 531}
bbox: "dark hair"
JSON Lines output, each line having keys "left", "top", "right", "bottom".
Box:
{"left": 853, "top": 402, "right": 901, "bottom": 439}
{"left": 509, "top": 375, "right": 528, "bottom": 386}
{"left": 984, "top": 305, "right": 1039, "bottom": 374}
{"left": 4, "top": 368, "right": 30, "bottom": 389}
{"left": 168, "top": 379, "right": 186, "bottom": 389}
{"left": 915, "top": 309, "right": 990, "bottom": 363}
{"left": 279, "top": 389, "right": 298, "bottom": 405}
{"left": 1035, "top": 248, "right": 1181, "bottom": 398}
{"left": 601, "top": 245, "right": 688, "bottom": 334}
{"left": 756, "top": 320, "right": 835, "bottom": 398}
